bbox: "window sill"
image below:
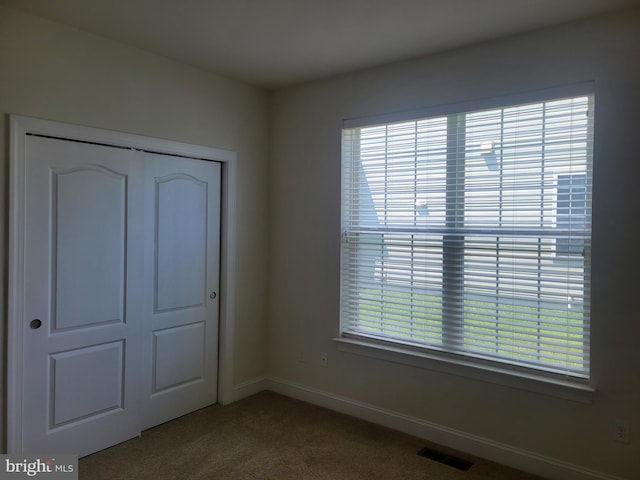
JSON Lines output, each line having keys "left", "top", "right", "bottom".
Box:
{"left": 333, "top": 336, "right": 595, "bottom": 404}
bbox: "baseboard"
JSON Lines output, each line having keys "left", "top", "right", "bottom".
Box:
{"left": 231, "top": 377, "right": 269, "bottom": 402}
{"left": 265, "top": 377, "right": 624, "bottom": 480}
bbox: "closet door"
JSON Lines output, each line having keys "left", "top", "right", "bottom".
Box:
{"left": 22, "top": 135, "right": 144, "bottom": 456}
{"left": 18, "top": 135, "right": 221, "bottom": 456}
{"left": 140, "top": 152, "right": 221, "bottom": 429}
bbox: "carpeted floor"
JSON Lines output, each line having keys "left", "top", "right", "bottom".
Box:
{"left": 79, "top": 391, "right": 545, "bottom": 479}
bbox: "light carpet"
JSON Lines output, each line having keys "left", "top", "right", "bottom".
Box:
{"left": 80, "top": 391, "right": 545, "bottom": 479}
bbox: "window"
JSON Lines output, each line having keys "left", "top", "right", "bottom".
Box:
{"left": 340, "top": 93, "right": 593, "bottom": 381}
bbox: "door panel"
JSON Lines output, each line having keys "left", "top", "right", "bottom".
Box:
{"left": 155, "top": 174, "right": 208, "bottom": 312}
{"left": 50, "top": 341, "right": 125, "bottom": 427}
{"left": 142, "top": 153, "right": 221, "bottom": 430}
{"left": 23, "top": 136, "right": 143, "bottom": 456}
{"left": 152, "top": 322, "right": 206, "bottom": 393}
{"left": 54, "top": 166, "right": 126, "bottom": 330}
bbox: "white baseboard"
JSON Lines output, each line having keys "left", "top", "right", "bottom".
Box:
{"left": 264, "top": 377, "right": 624, "bottom": 480}
{"left": 231, "top": 377, "right": 269, "bottom": 402}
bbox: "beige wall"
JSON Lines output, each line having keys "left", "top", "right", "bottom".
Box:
{"left": 0, "top": 5, "right": 270, "bottom": 445}
{"left": 269, "top": 8, "right": 640, "bottom": 479}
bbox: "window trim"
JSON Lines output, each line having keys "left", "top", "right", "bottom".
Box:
{"left": 340, "top": 83, "right": 595, "bottom": 396}
{"left": 334, "top": 336, "right": 595, "bottom": 403}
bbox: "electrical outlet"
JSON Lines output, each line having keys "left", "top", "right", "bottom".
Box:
{"left": 320, "top": 352, "right": 328, "bottom": 367}
{"left": 614, "top": 419, "right": 630, "bottom": 444}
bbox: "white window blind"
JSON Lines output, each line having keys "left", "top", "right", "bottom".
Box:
{"left": 341, "top": 94, "right": 593, "bottom": 380}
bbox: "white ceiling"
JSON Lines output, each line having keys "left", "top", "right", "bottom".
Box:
{"left": 2, "top": 0, "right": 639, "bottom": 89}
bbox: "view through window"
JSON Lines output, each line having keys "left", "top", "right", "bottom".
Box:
{"left": 341, "top": 94, "right": 594, "bottom": 379}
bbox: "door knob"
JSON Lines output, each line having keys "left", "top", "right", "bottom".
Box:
{"left": 209, "top": 291, "right": 217, "bottom": 300}
{"left": 30, "top": 319, "right": 42, "bottom": 329}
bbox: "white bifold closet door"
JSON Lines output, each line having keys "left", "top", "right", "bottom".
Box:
{"left": 21, "top": 135, "right": 220, "bottom": 456}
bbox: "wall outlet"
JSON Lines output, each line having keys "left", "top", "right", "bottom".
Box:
{"left": 614, "top": 419, "right": 630, "bottom": 444}
{"left": 320, "top": 352, "right": 328, "bottom": 367}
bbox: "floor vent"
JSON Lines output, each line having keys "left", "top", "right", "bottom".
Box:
{"left": 417, "top": 446, "right": 473, "bottom": 471}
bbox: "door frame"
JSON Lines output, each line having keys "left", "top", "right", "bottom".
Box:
{"left": 8, "top": 115, "right": 238, "bottom": 453}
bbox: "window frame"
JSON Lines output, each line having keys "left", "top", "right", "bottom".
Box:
{"left": 338, "top": 84, "right": 595, "bottom": 400}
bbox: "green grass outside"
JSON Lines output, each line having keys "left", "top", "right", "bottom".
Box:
{"left": 353, "top": 287, "right": 586, "bottom": 370}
